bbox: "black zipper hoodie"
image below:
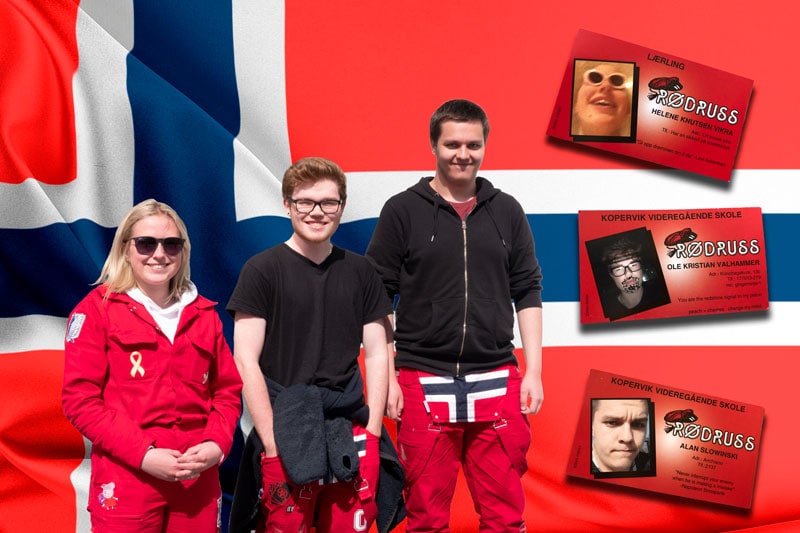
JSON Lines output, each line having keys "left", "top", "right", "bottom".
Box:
{"left": 366, "top": 176, "right": 543, "bottom": 376}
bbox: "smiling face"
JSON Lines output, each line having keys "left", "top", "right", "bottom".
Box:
{"left": 573, "top": 63, "right": 632, "bottom": 136}
{"left": 591, "top": 399, "right": 648, "bottom": 472}
{"left": 431, "top": 120, "right": 485, "bottom": 194}
{"left": 125, "top": 214, "right": 183, "bottom": 304}
{"left": 284, "top": 178, "right": 343, "bottom": 246}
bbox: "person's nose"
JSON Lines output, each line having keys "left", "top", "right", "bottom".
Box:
{"left": 619, "top": 423, "right": 634, "bottom": 443}
{"left": 151, "top": 242, "right": 167, "bottom": 258}
{"left": 597, "top": 81, "right": 612, "bottom": 93}
{"left": 456, "top": 146, "right": 470, "bottom": 160}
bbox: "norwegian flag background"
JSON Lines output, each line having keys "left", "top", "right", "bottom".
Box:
{"left": 1, "top": 1, "right": 798, "bottom": 532}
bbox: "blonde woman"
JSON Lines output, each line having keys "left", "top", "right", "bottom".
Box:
{"left": 62, "top": 199, "right": 242, "bottom": 532}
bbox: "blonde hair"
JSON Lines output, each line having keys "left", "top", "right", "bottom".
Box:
{"left": 95, "top": 199, "right": 192, "bottom": 301}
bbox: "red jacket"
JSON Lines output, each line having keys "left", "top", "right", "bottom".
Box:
{"left": 62, "top": 285, "right": 242, "bottom": 470}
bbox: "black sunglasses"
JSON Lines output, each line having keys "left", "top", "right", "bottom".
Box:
{"left": 128, "top": 236, "right": 185, "bottom": 256}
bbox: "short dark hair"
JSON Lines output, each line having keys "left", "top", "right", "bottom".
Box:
{"left": 591, "top": 398, "right": 648, "bottom": 423}
{"left": 429, "top": 99, "right": 490, "bottom": 145}
{"left": 601, "top": 237, "right": 642, "bottom": 264}
{"left": 282, "top": 157, "right": 347, "bottom": 201}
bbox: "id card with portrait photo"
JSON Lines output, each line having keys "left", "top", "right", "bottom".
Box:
{"left": 547, "top": 29, "right": 753, "bottom": 182}
{"left": 567, "top": 369, "right": 764, "bottom": 509}
{"left": 579, "top": 207, "right": 768, "bottom": 323}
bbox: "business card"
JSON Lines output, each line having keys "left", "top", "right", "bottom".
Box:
{"left": 579, "top": 207, "right": 768, "bottom": 323}
{"left": 547, "top": 29, "right": 753, "bottom": 181}
{"left": 567, "top": 370, "right": 764, "bottom": 509}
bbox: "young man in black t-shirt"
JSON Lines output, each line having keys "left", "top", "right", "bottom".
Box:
{"left": 227, "top": 157, "right": 393, "bottom": 532}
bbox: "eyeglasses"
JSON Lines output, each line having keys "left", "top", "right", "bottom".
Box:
{"left": 584, "top": 69, "right": 627, "bottom": 89}
{"left": 288, "top": 198, "right": 342, "bottom": 214}
{"left": 128, "top": 236, "right": 185, "bottom": 256}
{"left": 608, "top": 261, "right": 642, "bottom": 277}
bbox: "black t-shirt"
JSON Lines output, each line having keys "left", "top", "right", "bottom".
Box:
{"left": 227, "top": 244, "right": 392, "bottom": 389}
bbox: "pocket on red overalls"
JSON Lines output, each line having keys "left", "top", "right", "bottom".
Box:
{"left": 353, "top": 430, "right": 381, "bottom": 526}
{"left": 356, "top": 429, "right": 380, "bottom": 493}
{"left": 495, "top": 367, "right": 532, "bottom": 477}
{"left": 396, "top": 368, "right": 442, "bottom": 487}
{"left": 259, "top": 454, "right": 314, "bottom": 530}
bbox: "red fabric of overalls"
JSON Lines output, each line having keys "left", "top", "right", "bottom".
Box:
{"left": 257, "top": 425, "right": 380, "bottom": 533}
{"left": 397, "top": 364, "right": 531, "bottom": 532}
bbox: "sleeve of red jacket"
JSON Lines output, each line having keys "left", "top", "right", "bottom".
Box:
{"left": 61, "top": 292, "right": 156, "bottom": 470}
{"left": 199, "top": 311, "right": 242, "bottom": 458}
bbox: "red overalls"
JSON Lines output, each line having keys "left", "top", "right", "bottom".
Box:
{"left": 62, "top": 286, "right": 242, "bottom": 532}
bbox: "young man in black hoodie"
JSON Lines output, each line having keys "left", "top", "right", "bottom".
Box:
{"left": 366, "top": 100, "right": 544, "bottom": 531}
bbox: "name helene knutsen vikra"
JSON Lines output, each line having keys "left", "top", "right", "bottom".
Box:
{"left": 653, "top": 90, "right": 741, "bottom": 126}
{"left": 671, "top": 239, "right": 760, "bottom": 259}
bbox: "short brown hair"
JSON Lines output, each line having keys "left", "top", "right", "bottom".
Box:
{"left": 282, "top": 157, "right": 347, "bottom": 201}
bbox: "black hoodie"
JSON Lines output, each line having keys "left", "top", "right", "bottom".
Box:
{"left": 366, "top": 176, "right": 543, "bottom": 376}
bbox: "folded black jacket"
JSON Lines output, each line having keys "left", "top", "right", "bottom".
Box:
{"left": 228, "top": 372, "right": 406, "bottom": 532}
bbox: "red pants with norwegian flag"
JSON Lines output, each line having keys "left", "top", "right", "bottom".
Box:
{"left": 397, "top": 365, "right": 531, "bottom": 532}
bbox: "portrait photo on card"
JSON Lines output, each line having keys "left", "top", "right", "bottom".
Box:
{"left": 585, "top": 227, "right": 670, "bottom": 321}
{"left": 571, "top": 59, "right": 638, "bottom": 142}
{"left": 590, "top": 397, "right": 656, "bottom": 478}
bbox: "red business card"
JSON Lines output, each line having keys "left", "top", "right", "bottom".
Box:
{"left": 579, "top": 207, "right": 768, "bottom": 323}
{"left": 567, "top": 370, "right": 764, "bottom": 509}
{"left": 547, "top": 29, "right": 753, "bottom": 181}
